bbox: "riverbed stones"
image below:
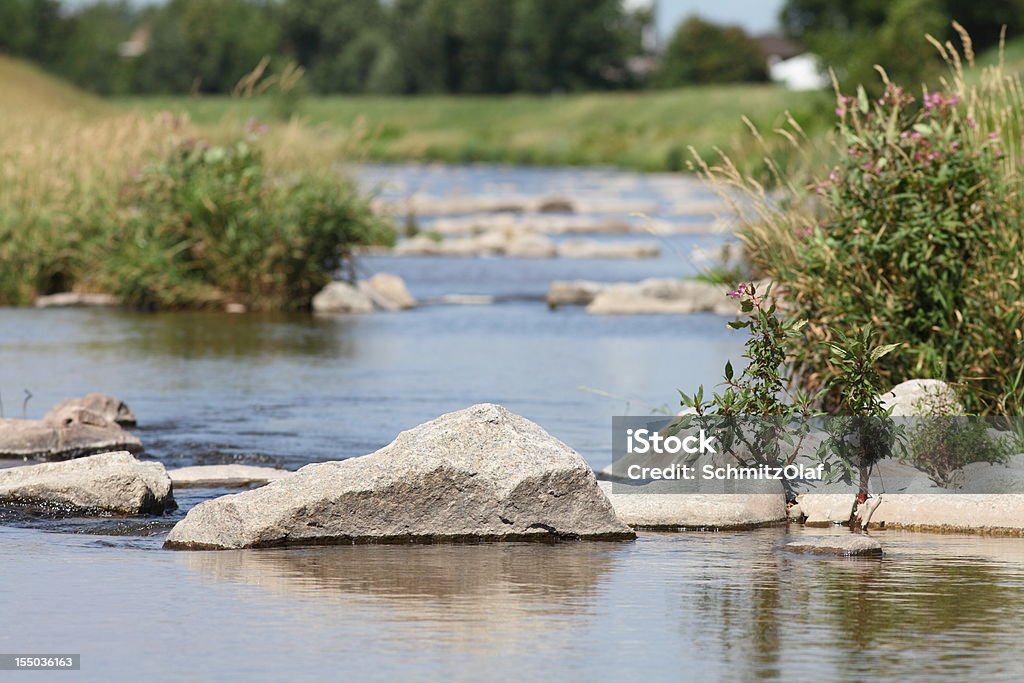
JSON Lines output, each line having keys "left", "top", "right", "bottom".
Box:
{"left": 311, "top": 281, "right": 375, "bottom": 314}
{"left": 44, "top": 393, "right": 137, "bottom": 427}
{"left": 0, "top": 451, "right": 174, "bottom": 514}
{"left": 0, "top": 409, "right": 143, "bottom": 461}
{"left": 358, "top": 273, "right": 417, "bottom": 311}
{"left": 169, "top": 464, "right": 290, "bottom": 488}
{"left": 597, "top": 480, "right": 786, "bottom": 530}
{"left": 784, "top": 534, "right": 882, "bottom": 557}
{"left": 164, "top": 404, "right": 635, "bottom": 549}
{"left": 547, "top": 280, "right": 608, "bottom": 306}
{"left": 586, "top": 279, "right": 738, "bottom": 315}
{"left": 556, "top": 239, "right": 660, "bottom": 259}
{"left": 504, "top": 233, "right": 557, "bottom": 258}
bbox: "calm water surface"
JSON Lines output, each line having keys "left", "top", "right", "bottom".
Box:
{"left": 2, "top": 165, "right": 1022, "bottom": 681}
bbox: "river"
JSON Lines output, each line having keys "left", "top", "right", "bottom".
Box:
{"left": 2, "top": 164, "right": 1022, "bottom": 682}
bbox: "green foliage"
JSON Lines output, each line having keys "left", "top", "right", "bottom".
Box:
{"left": 907, "top": 419, "right": 1015, "bottom": 487}
{"left": 806, "top": 84, "right": 1020, "bottom": 412}
{"left": 98, "top": 140, "right": 393, "bottom": 309}
{"left": 0, "top": 140, "right": 393, "bottom": 310}
{"left": 813, "top": 327, "right": 904, "bottom": 491}
{"left": 657, "top": 16, "right": 768, "bottom": 86}
{"left": 678, "top": 283, "right": 820, "bottom": 473}
{"left": 779, "top": 0, "right": 1022, "bottom": 92}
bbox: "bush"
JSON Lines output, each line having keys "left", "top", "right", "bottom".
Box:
{"left": 88, "top": 139, "right": 393, "bottom": 310}
{"left": 695, "top": 45, "right": 1024, "bottom": 415}
{"left": 657, "top": 16, "right": 768, "bottom": 86}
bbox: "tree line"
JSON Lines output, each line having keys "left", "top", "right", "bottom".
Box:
{"left": 1, "top": 0, "right": 1022, "bottom": 97}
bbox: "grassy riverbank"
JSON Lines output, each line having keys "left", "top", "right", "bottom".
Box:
{"left": 0, "top": 55, "right": 392, "bottom": 310}
{"left": 117, "top": 85, "right": 833, "bottom": 172}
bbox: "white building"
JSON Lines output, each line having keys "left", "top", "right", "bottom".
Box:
{"left": 768, "top": 53, "right": 829, "bottom": 91}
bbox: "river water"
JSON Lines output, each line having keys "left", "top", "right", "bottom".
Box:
{"left": 2, "top": 164, "right": 1023, "bottom": 682}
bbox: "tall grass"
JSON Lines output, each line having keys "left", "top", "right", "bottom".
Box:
{"left": 692, "top": 26, "right": 1024, "bottom": 415}
{"left": 0, "top": 56, "right": 392, "bottom": 310}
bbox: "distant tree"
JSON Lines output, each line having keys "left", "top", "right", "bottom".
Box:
{"left": 507, "top": 0, "right": 637, "bottom": 92}
{"left": 0, "top": 0, "right": 63, "bottom": 63}
{"left": 452, "top": 0, "right": 515, "bottom": 93}
{"left": 780, "top": 0, "right": 1024, "bottom": 91}
{"left": 656, "top": 16, "right": 768, "bottom": 86}
{"left": 277, "top": 0, "right": 386, "bottom": 93}
{"left": 130, "top": 0, "right": 279, "bottom": 94}
{"left": 52, "top": 2, "right": 135, "bottom": 94}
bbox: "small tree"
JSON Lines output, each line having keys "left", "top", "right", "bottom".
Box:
{"left": 657, "top": 16, "right": 768, "bottom": 86}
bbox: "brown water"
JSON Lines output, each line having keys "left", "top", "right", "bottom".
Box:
{"left": 3, "top": 165, "right": 1023, "bottom": 681}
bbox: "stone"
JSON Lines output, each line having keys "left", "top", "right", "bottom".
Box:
{"left": 557, "top": 239, "right": 661, "bottom": 260}
{"left": 44, "top": 393, "right": 137, "bottom": 427}
{"left": 880, "top": 379, "right": 963, "bottom": 417}
{"left": 358, "top": 273, "right": 416, "bottom": 311}
{"left": 311, "top": 281, "right": 375, "bottom": 314}
{"left": 0, "top": 410, "right": 143, "bottom": 461}
{"left": 169, "top": 464, "right": 290, "bottom": 489}
{"left": 547, "top": 280, "right": 608, "bottom": 306}
{"left": 597, "top": 480, "right": 786, "bottom": 530}
{"left": 535, "top": 196, "right": 575, "bottom": 213}
{"left": 225, "top": 302, "right": 247, "bottom": 314}
{"left": 393, "top": 234, "right": 443, "bottom": 256}
{"left": 785, "top": 534, "right": 882, "bottom": 557}
{"left": 861, "top": 493, "right": 1024, "bottom": 534}
{"left": 0, "top": 451, "right": 174, "bottom": 515}
{"left": 505, "top": 233, "right": 557, "bottom": 259}
{"left": 586, "top": 279, "right": 738, "bottom": 316}
{"left": 165, "top": 404, "right": 635, "bottom": 550}
{"left": 34, "top": 292, "right": 121, "bottom": 308}
{"left": 787, "top": 503, "right": 804, "bottom": 521}
{"left": 796, "top": 493, "right": 856, "bottom": 526}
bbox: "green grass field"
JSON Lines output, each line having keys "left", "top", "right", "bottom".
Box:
{"left": 117, "top": 85, "right": 833, "bottom": 172}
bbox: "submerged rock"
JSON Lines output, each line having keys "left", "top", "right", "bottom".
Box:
{"left": 312, "top": 281, "right": 375, "bottom": 314}
{"left": 169, "top": 464, "right": 290, "bottom": 489}
{"left": 165, "top": 404, "right": 635, "bottom": 549}
{"left": 504, "top": 233, "right": 557, "bottom": 259}
{"left": 597, "top": 480, "right": 786, "bottom": 530}
{"left": 44, "top": 393, "right": 137, "bottom": 427}
{"left": 0, "top": 409, "right": 143, "bottom": 461}
{"left": 785, "top": 534, "right": 882, "bottom": 557}
{"left": 0, "top": 451, "right": 174, "bottom": 515}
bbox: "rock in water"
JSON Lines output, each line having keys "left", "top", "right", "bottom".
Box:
{"left": 44, "top": 393, "right": 137, "bottom": 427}
{"left": 359, "top": 273, "right": 417, "bottom": 310}
{"left": 0, "top": 451, "right": 175, "bottom": 515}
{"left": 597, "top": 481, "right": 786, "bottom": 530}
{"left": 311, "top": 281, "right": 375, "bottom": 314}
{"left": 169, "top": 464, "right": 290, "bottom": 489}
{"left": 785, "top": 534, "right": 882, "bottom": 557}
{"left": 165, "top": 404, "right": 635, "bottom": 549}
{"left": 0, "top": 409, "right": 143, "bottom": 461}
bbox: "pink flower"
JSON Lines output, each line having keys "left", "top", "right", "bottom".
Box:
{"left": 727, "top": 282, "right": 751, "bottom": 300}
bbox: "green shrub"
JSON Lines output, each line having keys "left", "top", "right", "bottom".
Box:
{"left": 90, "top": 139, "right": 393, "bottom": 310}
{"left": 695, "top": 48, "right": 1024, "bottom": 415}
{"left": 907, "top": 419, "right": 1015, "bottom": 487}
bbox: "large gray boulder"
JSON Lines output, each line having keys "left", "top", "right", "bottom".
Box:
{"left": 0, "top": 451, "right": 174, "bottom": 514}
{"left": 44, "top": 393, "right": 137, "bottom": 427}
{"left": 0, "top": 408, "right": 143, "bottom": 461}
{"left": 165, "top": 404, "right": 634, "bottom": 549}
{"left": 312, "top": 281, "right": 375, "bottom": 314}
